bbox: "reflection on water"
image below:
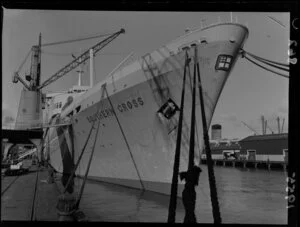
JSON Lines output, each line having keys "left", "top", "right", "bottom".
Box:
{"left": 75, "top": 166, "right": 287, "bottom": 224}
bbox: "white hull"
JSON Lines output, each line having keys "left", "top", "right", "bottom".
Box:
{"left": 47, "top": 23, "right": 249, "bottom": 195}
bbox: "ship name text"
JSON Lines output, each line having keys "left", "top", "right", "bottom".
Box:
{"left": 86, "top": 97, "right": 144, "bottom": 123}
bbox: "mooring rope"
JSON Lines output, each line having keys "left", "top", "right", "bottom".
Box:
{"left": 62, "top": 122, "right": 95, "bottom": 194}
{"left": 254, "top": 58, "right": 289, "bottom": 72}
{"left": 75, "top": 100, "right": 103, "bottom": 209}
{"left": 243, "top": 49, "right": 289, "bottom": 67}
{"left": 188, "top": 50, "right": 197, "bottom": 171}
{"left": 243, "top": 50, "right": 289, "bottom": 72}
{"left": 104, "top": 87, "right": 145, "bottom": 191}
{"left": 243, "top": 55, "right": 289, "bottom": 79}
{"left": 63, "top": 87, "right": 106, "bottom": 194}
{"left": 195, "top": 45, "right": 222, "bottom": 224}
{"left": 30, "top": 168, "right": 39, "bottom": 221}
{"left": 168, "top": 51, "right": 190, "bottom": 223}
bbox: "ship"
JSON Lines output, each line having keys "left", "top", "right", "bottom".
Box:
{"left": 19, "top": 22, "right": 249, "bottom": 196}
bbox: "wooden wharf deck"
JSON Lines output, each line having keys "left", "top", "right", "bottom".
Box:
{"left": 200, "top": 159, "right": 288, "bottom": 171}
{"left": 1, "top": 165, "right": 60, "bottom": 221}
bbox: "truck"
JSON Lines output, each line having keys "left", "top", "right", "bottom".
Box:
{"left": 4, "top": 160, "right": 31, "bottom": 176}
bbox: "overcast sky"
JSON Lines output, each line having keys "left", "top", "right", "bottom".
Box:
{"left": 2, "top": 10, "right": 289, "bottom": 139}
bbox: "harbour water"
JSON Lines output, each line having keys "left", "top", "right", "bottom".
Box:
{"left": 75, "top": 165, "right": 288, "bottom": 224}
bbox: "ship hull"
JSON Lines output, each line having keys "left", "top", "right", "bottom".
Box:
{"left": 47, "top": 23, "right": 249, "bottom": 196}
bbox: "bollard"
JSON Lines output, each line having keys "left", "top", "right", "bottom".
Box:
{"left": 73, "top": 210, "right": 88, "bottom": 222}
{"left": 56, "top": 193, "right": 76, "bottom": 221}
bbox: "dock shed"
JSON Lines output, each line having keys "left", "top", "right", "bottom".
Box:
{"left": 239, "top": 133, "right": 288, "bottom": 162}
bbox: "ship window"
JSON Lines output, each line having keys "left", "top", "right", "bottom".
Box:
{"left": 215, "top": 55, "right": 233, "bottom": 71}
{"left": 157, "top": 98, "right": 179, "bottom": 119}
{"left": 75, "top": 105, "right": 81, "bottom": 113}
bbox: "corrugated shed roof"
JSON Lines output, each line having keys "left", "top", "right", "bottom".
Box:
{"left": 240, "top": 133, "right": 288, "bottom": 142}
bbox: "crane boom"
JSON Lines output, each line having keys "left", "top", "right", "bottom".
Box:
{"left": 241, "top": 121, "right": 258, "bottom": 135}
{"left": 37, "top": 28, "right": 125, "bottom": 90}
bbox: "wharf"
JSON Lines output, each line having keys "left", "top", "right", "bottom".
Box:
{"left": 1, "top": 165, "right": 59, "bottom": 221}
{"left": 200, "top": 159, "right": 288, "bottom": 171}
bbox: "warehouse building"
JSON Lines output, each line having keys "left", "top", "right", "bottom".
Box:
{"left": 201, "top": 124, "right": 288, "bottom": 163}
{"left": 239, "top": 133, "right": 288, "bottom": 162}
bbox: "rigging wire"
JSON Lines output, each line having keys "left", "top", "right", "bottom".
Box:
{"left": 16, "top": 49, "right": 32, "bottom": 73}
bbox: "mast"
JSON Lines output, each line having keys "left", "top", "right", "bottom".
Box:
{"left": 29, "top": 33, "right": 42, "bottom": 90}
{"left": 281, "top": 118, "right": 285, "bottom": 133}
{"left": 89, "top": 48, "right": 94, "bottom": 88}
{"left": 261, "top": 115, "right": 265, "bottom": 135}
{"left": 277, "top": 117, "right": 281, "bottom": 134}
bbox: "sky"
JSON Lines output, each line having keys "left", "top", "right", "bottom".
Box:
{"left": 2, "top": 10, "right": 289, "bottom": 139}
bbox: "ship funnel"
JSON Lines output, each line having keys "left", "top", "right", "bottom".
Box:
{"left": 211, "top": 124, "right": 222, "bottom": 140}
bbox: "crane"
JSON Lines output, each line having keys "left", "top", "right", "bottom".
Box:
{"left": 281, "top": 118, "right": 285, "bottom": 133}
{"left": 12, "top": 28, "right": 125, "bottom": 91}
{"left": 241, "top": 121, "right": 258, "bottom": 135}
{"left": 12, "top": 28, "right": 125, "bottom": 131}
{"left": 265, "top": 120, "right": 275, "bottom": 134}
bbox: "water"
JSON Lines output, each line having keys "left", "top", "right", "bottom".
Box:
{"left": 74, "top": 166, "right": 287, "bottom": 224}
